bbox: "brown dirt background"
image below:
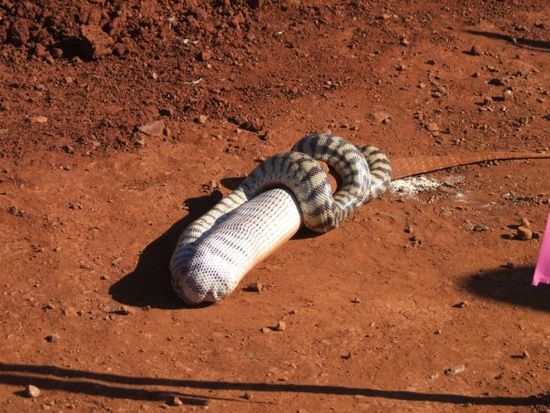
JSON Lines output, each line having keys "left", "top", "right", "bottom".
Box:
{"left": 1, "top": 1, "right": 549, "bottom": 412}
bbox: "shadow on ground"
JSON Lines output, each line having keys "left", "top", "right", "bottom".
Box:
{"left": 109, "top": 191, "right": 222, "bottom": 309}
{"left": 0, "top": 363, "right": 547, "bottom": 407}
{"left": 463, "top": 265, "right": 549, "bottom": 312}
{"left": 464, "top": 30, "right": 550, "bottom": 52}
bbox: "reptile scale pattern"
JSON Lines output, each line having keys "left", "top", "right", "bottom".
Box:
{"left": 171, "top": 134, "right": 392, "bottom": 304}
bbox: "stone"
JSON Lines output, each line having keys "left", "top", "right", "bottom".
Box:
{"left": 24, "top": 385, "right": 41, "bottom": 398}
{"left": 159, "top": 107, "right": 173, "bottom": 117}
{"left": 372, "top": 111, "right": 390, "bottom": 124}
{"left": 45, "top": 333, "right": 59, "bottom": 343}
{"left": 467, "top": 45, "right": 481, "bottom": 56}
{"left": 62, "top": 144, "right": 75, "bottom": 154}
{"left": 137, "top": 120, "right": 165, "bottom": 137}
{"left": 167, "top": 396, "right": 183, "bottom": 406}
{"left": 516, "top": 226, "right": 533, "bottom": 240}
{"left": 195, "top": 115, "right": 208, "bottom": 124}
{"left": 444, "top": 364, "right": 466, "bottom": 375}
{"left": 275, "top": 321, "right": 286, "bottom": 331}
{"left": 80, "top": 25, "right": 114, "bottom": 59}
{"left": 426, "top": 122, "right": 439, "bottom": 132}
{"left": 31, "top": 115, "right": 48, "bottom": 124}
{"left": 245, "top": 282, "right": 263, "bottom": 292}
{"left": 196, "top": 50, "right": 212, "bottom": 62}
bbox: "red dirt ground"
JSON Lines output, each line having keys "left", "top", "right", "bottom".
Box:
{"left": 1, "top": 1, "right": 549, "bottom": 412}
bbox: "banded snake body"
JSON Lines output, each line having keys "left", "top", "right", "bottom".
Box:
{"left": 170, "top": 134, "right": 392, "bottom": 304}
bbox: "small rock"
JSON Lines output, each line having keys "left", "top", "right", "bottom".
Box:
{"left": 340, "top": 352, "right": 352, "bottom": 360}
{"left": 372, "top": 111, "right": 391, "bottom": 124}
{"left": 241, "top": 392, "right": 253, "bottom": 400}
{"left": 516, "top": 226, "right": 533, "bottom": 240}
{"left": 396, "top": 63, "right": 407, "bottom": 71}
{"left": 45, "top": 333, "right": 59, "bottom": 343}
{"left": 196, "top": 50, "right": 212, "bottom": 62}
{"left": 275, "top": 321, "right": 286, "bottom": 331}
{"left": 260, "top": 327, "right": 271, "bottom": 334}
{"left": 167, "top": 396, "right": 183, "bottom": 406}
{"left": 488, "top": 78, "right": 505, "bottom": 86}
{"left": 467, "top": 45, "right": 481, "bottom": 56}
{"left": 425, "top": 59, "right": 436, "bottom": 65}
{"left": 400, "top": 36, "right": 409, "bottom": 46}
{"left": 62, "top": 144, "right": 75, "bottom": 154}
{"left": 113, "top": 306, "right": 131, "bottom": 315}
{"left": 68, "top": 202, "right": 82, "bottom": 210}
{"left": 504, "top": 88, "right": 514, "bottom": 101}
{"left": 520, "top": 217, "right": 531, "bottom": 227}
{"left": 521, "top": 350, "right": 530, "bottom": 359}
{"left": 195, "top": 115, "right": 208, "bottom": 124}
{"left": 80, "top": 24, "right": 114, "bottom": 59}
{"left": 33, "top": 44, "right": 48, "bottom": 58}
{"left": 426, "top": 122, "right": 439, "bottom": 133}
{"left": 444, "top": 364, "right": 466, "bottom": 375}
{"left": 452, "top": 301, "right": 467, "bottom": 308}
{"left": 472, "top": 71, "right": 480, "bottom": 78}
{"left": 351, "top": 297, "right": 361, "bottom": 304}
{"left": 472, "top": 224, "right": 489, "bottom": 232}
{"left": 159, "top": 107, "right": 173, "bottom": 117}
{"left": 24, "top": 385, "right": 41, "bottom": 398}
{"left": 137, "top": 120, "right": 165, "bottom": 137}
{"left": 31, "top": 115, "right": 48, "bottom": 124}
{"left": 245, "top": 282, "right": 263, "bottom": 292}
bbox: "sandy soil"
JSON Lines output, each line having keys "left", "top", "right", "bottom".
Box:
{"left": 1, "top": 1, "right": 549, "bottom": 412}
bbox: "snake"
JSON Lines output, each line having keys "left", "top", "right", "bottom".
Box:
{"left": 170, "top": 133, "right": 392, "bottom": 304}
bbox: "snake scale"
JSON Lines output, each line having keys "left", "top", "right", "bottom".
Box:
{"left": 171, "top": 133, "right": 550, "bottom": 304}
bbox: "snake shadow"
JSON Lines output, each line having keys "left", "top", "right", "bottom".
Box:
{"left": 462, "top": 265, "right": 549, "bottom": 312}
{"left": 109, "top": 191, "right": 223, "bottom": 310}
{"left": 464, "top": 30, "right": 550, "bottom": 52}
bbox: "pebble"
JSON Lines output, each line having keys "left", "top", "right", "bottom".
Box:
{"left": 396, "top": 63, "right": 407, "bottom": 71}
{"left": 372, "top": 111, "right": 390, "bottom": 124}
{"left": 197, "top": 50, "right": 212, "bottom": 62}
{"left": 467, "top": 45, "right": 482, "bottom": 56}
{"left": 242, "top": 392, "right": 253, "bottom": 400}
{"left": 195, "top": 115, "right": 208, "bottom": 124}
{"left": 275, "top": 321, "right": 286, "bottom": 331}
{"left": 24, "top": 385, "right": 41, "bottom": 398}
{"left": 351, "top": 297, "right": 361, "bottom": 304}
{"left": 137, "top": 120, "right": 165, "bottom": 137}
{"left": 426, "top": 122, "right": 439, "bottom": 132}
{"left": 520, "top": 350, "right": 530, "bottom": 359}
{"left": 488, "top": 78, "right": 505, "bottom": 86}
{"left": 45, "top": 333, "right": 59, "bottom": 343}
{"left": 260, "top": 327, "right": 271, "bottom": 334}
{"left": 516, "top": 226, "right": 533, "bottom": 240}
{"left": 400, "top": 36, "right": 409, "bottom": 46}
{"left": 113, "top": 305, "right": 132, "bottom": 315}
{"left": 62, "top": 144, "right": 75, "bottom": 154}
{"left": 452, "top": 301, "right": 467, "bottom": 308}
{"left": 31, "top": 115, "right": 48, "bottom": 124}
{"left": 444, "top": 364, "right": 466, "bottom": 375}
{"left": 245, "top": 282, "right": 263, "bottom": 292}
{"left": 472, "top": 224, "right": 489, "bottom": 233}
{"left": 80, "top": 24, "right": 114, "bottom": 59}
{"left": 167, "top": 396, "right": 183, "bottom": 406}
{"left": 159, "top": 107, "right": 173, "bottom": 117}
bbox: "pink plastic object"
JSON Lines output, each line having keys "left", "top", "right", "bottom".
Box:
{"left": 532, "top": 211, "right": 550, "bottom": 286}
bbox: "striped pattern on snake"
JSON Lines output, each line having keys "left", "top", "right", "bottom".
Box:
{"left": 170, "top": 134, "right": 391, "bottom": 303}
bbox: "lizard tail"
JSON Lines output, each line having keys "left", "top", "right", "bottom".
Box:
{"left": 391, "top": 151, "right": 550, "bottom": 180}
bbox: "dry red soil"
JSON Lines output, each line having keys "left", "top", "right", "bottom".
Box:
{"left": 1, "top": 1, "right": 549, "bottom": 412}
